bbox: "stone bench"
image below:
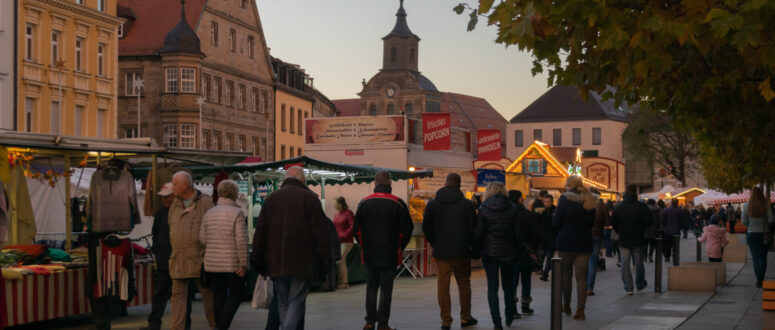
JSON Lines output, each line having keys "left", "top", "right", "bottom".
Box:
{"left": 668, "top": 266, "right": 716, "bottom": 292}
{"left": 683, "top": 262, "right": 726, "bottom": 285}
{"left": 722, "top": 244, "right": 746, "bottom": 263}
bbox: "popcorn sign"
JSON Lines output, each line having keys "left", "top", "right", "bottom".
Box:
{"left": 477, "top": 129, "right": 502, "bottom": 161}
{"left": 422, "top": 113, "right": 451, "bottom": 150}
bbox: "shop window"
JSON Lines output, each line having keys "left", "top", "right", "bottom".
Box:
{"left": 553, "top": 129, "right": 562, "bottom": 146}
{"left": 515, "top": 130, "right": 523, "bottom": 147}
{"left": 593, "top": 127, "right": 602, "bottom": 145}
{"left": 572, "top": 128, "right": 581, "bottom": 146}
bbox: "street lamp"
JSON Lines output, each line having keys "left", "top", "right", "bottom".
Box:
{"left": 196, "top": 96, "right": 206, "bottom": 149}
{"left": 133, "top": 77, "right": 144, "bottom": 137}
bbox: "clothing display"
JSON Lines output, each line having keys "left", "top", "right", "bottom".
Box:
{"left": 0, "top": 180, "right": 8, "bottom": 245}
{"left": 71, "top": 197, "right": 87, "bottom": 233}
{"left": 94, "top": 237, "right": 135, "bottom": 301}
{"left": 87, "top": 166, "right": 140, "bottom": 232}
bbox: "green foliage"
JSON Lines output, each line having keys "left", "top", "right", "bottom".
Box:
{"left": 457, "top": 0, "right": 775, "bottom": 192}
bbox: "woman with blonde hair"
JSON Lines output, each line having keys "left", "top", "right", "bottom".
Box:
{"left": 473, "top": 182, "right": 519, "bottom": 329}
{"left": 742, "top": 186, "right": 772, "bottom": 288}
{"left": 552, "top": 176, "right": 597, "bottom": 320}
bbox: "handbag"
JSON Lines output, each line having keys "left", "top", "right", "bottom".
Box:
{"left": 251, "top": 275, "right": 273, "bottom": 309}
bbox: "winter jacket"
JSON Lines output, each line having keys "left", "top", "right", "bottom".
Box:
{"left": 333, "top": 209, "right": 355, "bottom": 243}
{"left": 552, "top": 190, "right": 595, "bottom": 252}
{"left": 199, "top": 198, "right": 248, "bottom": 273}
{"left": 251, "top": 178, "right": 332, "bottom": 281}
{"left": 591, "top": 199, "right": 610, "bottom": 238}
{"left": 645, "top": 204, "right": 661, "bottom": 239}
{"left": 661, "top": 206, "right": 684, "bottom": 236}
{"left": 422, "top": 186, "right": 476, "bottom": 259}
{"left": 353, "top": 184, "right": 414, "bottom": 269}
{"left": 151, "top": 206, "right": 171, "bottom": 271}
{"left": 611, "top": 194, "right": 652, "bottom": 248}
{"left": 168, "top": 190, "right": 213, "bottom": 279}
{"left": 473, "top": 194, "right": 519, "bottom": 261}
{"left": 697, "top": 225, "right": 728, "bottom": 258}
{"left": 539, "top": 205, "right": 557, "bottom": 252}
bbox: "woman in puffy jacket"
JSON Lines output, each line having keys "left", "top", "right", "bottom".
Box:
{"left": 552, "top": 176, "right": 596, "bottom": 321}
{"left": 697, "top": 215, "right": 728, "bottom": 262}
{"left": 199, "top": 180, "right": 248, "bottom": 330}
{"left": 473, "top": 182, "right": 518, "bottom": 329}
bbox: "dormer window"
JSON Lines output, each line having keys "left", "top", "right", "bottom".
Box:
{"left": 117, "top": 24, "right": 124, "bottom": 38}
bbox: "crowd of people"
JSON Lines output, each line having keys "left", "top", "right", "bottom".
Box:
{"left": 136, "top": 168, "right": 772, "bottom": 330}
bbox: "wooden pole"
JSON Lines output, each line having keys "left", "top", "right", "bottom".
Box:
{"left": 64, "top": 156, "right": 72, "bottom": 250}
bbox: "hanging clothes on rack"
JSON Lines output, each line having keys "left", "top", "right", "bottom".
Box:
{"left": 94, "top": 236, "right": 135, "bottom": 301}
{"left": 70, "top": 197, "right": 87, "bottom": 233}
{"left": 0, "top": 179, "right": 9, "bottom": 245}
{"left": 87, "top": 165, "right": 140, "bottom": 232}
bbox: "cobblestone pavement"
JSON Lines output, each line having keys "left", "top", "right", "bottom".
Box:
{"left": 14, "top": 235, "right": 769, "bottom": 330}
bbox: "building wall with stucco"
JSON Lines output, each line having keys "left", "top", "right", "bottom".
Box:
{"left": 506, "top": 120, "right": 628, "bottom": 162}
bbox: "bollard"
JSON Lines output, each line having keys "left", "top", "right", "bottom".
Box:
{"left": 673, "top": 235, "right": 681, "bottom": 266}
{"left": 655, "top": 237, "right": 663, "bottom": 293}
{"left": 551, "top": 257, "right": 563, "bottom": 330}
{"left": 696, "top": 239, "right": 702, "bottom": 262}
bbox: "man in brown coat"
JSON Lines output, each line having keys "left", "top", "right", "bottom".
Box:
{"left": 169, "top": 171, "right": 215, "bottom": 330}
{"left": 252, "top": 166, "right": 331, "bottom": 330}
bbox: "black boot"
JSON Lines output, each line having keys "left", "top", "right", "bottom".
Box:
{"left": 522, "top": 303, "right": 534, "bottom": 315}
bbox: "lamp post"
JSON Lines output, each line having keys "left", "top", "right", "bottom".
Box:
{"left": 196, "top": 96, "right": 205, "bottom": 149}
{"left": 133, "top": 77, "right": 144, "bottom": 137}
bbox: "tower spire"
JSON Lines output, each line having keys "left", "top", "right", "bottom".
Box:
{"left": 180, "top": 0, "right": 186, "bottom": 23}
{"left": 383, "top": 0, "right": 418, "bottom": 40}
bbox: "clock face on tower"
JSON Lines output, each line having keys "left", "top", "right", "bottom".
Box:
{"left": 386, "top": 88, "right": 396, "bottom": 98}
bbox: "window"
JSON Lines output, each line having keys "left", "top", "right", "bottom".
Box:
{"left": 165, "top": 68, "right": 178, "bottom": 93}
{"left": 261, "top": 138, "right": 267, "bottom": 158}
{"left": 213, "top": 77, "right": 221, "bottom": 103}
{"left": 405, "top": 103, "right": 413, "bottom": 114}
{"left": 97, "top": 109, "right": 106, "bottom": 137}
{"left": 390, "top": 47, "right": 397, "bottom": 63}
{"left": 75, "top": 38, "right": 83, "bottom": 72}
{"left": 298, "top": 110, "right": 303, "bottom": 135}
{"left": 214, "top": 131, "right": 222, "bottom": 150}
{"left": 252, "top": 137, "right": 259, "bottom": 155}
{"left": 238, "top": 84, "right": 246, "bottom": 109}
{"left": 74, "top": 105, "right": 83, "bottom": 136}
{"left": 289, "top": 107, "right": 295, "bottom": 133}
{"left": 76, "top": 0, "right": 83, "bottom": 4}
{"left": 533, "top": 129, "right": 542, "bottom": 142}
{"left": 210, "top": 22, "right": 218, "bottom": 46}
{"left": 229, "top": 29, "right": 236, "bottom": 52}
{"left": 50, "top": 101, "right": 60, "bottom": 134}
{"left": 163, "top": 124, "right": 178, "bottom": 147}
{"left": 239, "top": 135, "right": 246, "bottom": 152}
{"left": 98, "top": 43, "right": 105, "bottom": 76}
{"left": 248, "top": 36, "right": 255, "bottom": 59}
{"left": 410, "top": 48, "right": 415, "bottom": 63}
{"left": 280, "top": 145, "right": 286, "bottom": 159}
{"left": 25, "top": 24, "right": 34, "bottom": 61}
{"left": 369, "top": 104, "right": 377, "bottom": 115}
{"left": 226, "top": 134, "right": 234, "bottom": 151}
{"left": 25, "top": 98, "right": 35, "bottom": 132}
{"left": 125, "top": 72, "right": 142, "bottom": 96}
{"left": 180, "top": 123, "right": 196, "bottom": 149}
{"left": 289, "top": 147, "right": 295, "bottom": 158}
{"left": 181, "top": 68, "right": 196, "bottom": 93}
{"left": 124, "top": 127, "right": 137, "bottom": 138}
{"left": 261, "top": 91, "right": 268, "bottom": 114}
{"left": 98, "top": 0, "right": 106, "bottom": 12}
{"left": 117, "top": 24, "right": 124, "bottom": 38}
{"left": 553, "top": 129, "right": 562, "bottom": 146}
{"left": 251, "top": 88, "right": 258, "bottom": 112}
{"left": 387, "top": 103, "right": 395, "bottom": 115}
{"left": 202, "top": 74, "right": 210, "bottom": 100}
{"left": 572, "top": 128, "right": 581, "bottom": 146}
{"left": 203, "top": 130, "right": 211, "bottom": 149}
{"left": 515, "top": 130, "right": 524, "bottom": 147}
{"left": 298, "top": 148, "right": 302, "bottom": 156}
{"left": 593, "top": 127, "right": 602, "bottom": 145}
{"left": 241, "top": 0, "right": 248, "bottom": 9}
{"left": 225, "top": 81, "right": 233, "bottom": 106}
{"left": 51, "top": 31, "right": 60, "bottom": 65}
{"left": 527, "top": 159, "right": 542, "bottom": 174}
{"left": 281, "top": 104, "right": 286, "bottom": 131}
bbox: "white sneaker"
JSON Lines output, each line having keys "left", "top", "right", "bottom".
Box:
{"left": 626, "top": 291, "right": 634, "bottom": 296}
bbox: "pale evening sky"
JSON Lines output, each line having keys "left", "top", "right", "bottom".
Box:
{"left": 255, "top": 0, "right": 551, "bottom": 121}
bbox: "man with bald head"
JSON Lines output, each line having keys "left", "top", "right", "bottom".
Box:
{"left": 168, "top": 171, "right": 215, "bottom": 330}
{"left": 252, "top": 166, "right": 332, "bottom": 329}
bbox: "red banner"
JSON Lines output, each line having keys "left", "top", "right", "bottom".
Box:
{"left": 477, "top": 129, "right": 501, "bottom": 161}
{"left": 422, "top": 113, "right": 451, "bottom": 150}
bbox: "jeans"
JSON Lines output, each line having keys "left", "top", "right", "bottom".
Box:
{"left": 482, "top": 256, "right": 516, "bottom": 324}
{"left": 365, "top": 267, "right": 396, "bottom": 327}
{"left": 542, "top": 250, "right": 554, "bottom": 276}
{"left": 747, "top": 233, "right": 769, "bottom": 282}
{"left": 435, "top": 258, "right": 472, "bottom": 326}
{"left": 511, "top": 254, "right": 532, "bottom": 303}
{"left": 587, "top": 238, "right": 602, "bottom": 290}
{"left": 148, "top": 269, "right": 194, "bottom": 329}
{"left": 273, "top": 277, "right": 310, "bottom": 330}
{"left": 209, "top": 272, "right": 244, "bottom": 330}
{"left": 619, "top": 246, "right": 646, "bottom": 292}
{"left": 558, "top": 251, "right": 589, "bottom": 309}
{"left": 266, "top": 291, "right": 304, "bottom": 330}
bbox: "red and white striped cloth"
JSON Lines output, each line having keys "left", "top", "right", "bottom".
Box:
{"left": 1, "top": 263, "right": 153, "bottom": 327}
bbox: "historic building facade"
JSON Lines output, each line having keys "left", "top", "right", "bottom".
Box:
{"left": 117, "top": 0, "right": 274, "bottom": 159}
{"left": 0, "top": 0, "right": 15, "bottom": 130}
{"left": 17, "top": 0, "right": 122, "bottom": 137}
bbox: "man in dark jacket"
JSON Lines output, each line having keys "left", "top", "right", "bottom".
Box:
{"left": 611, "top": 184, "right": 652, "bottom": 294}
{"left": 423, "top": 173, "right": 478, "bottom": 330}
{"left": 538, "top": 194, "right": 557, "bottom": 281}
{"left": 252, "top": 167, "right": 332, "bottom": 330}
{"left": 661, "top": 199, "right": 683, "bottom": 262}
{"left": 508, "top": 190, "right": 537, "bottom": 317}
{"left": 645, "top": 200, "right": 661, "bottom": 263}
{"left": 354, "top": 171, "right": 414, "bottom": 330}
{"left": 586, "top": 189, "right": 610, "bottom": 296}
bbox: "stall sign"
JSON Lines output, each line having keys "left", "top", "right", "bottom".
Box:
{"left": 345, "top": 149, "right": 364, "bottom": 156}
{"left": 237, "top": 181, "right": 249, "bottom": 195}
{"left": 477, "top": 129, "right": 501, "bottom": 161}
{"left": 477, "top": 169, "right": 505, "bottom": 187}
{"left": 305, "top": 116, "right": 405, "bottom": 144}
{"left": 422, "top": 113, "right": 451, "bottom": 150}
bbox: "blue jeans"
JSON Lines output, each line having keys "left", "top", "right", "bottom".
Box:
{"left": 587, "top": 238, "right": 602, "bottom": 290}
{"left": 511, "top": 254, "right": 532, "bottom": 303}
{"left": 272, "top": 277, "right": 310, "bottom": 330}
{"left": 620, "top": 246, "right": 646, "bottom": 292}
{"left": 482, "top": 256, "right": 516, "bottom": 324}
{"left": 747, "top": 233, "right": 769, "bottom": 282}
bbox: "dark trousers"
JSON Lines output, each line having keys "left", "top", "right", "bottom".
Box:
{"left": 662, "top": 233, "right": 676, "bottom": 260}
{"left": 365, "top": 267, "right": 396, "bottom": 327}
{"left": 542, "top": 250, "right": 554, "bottom": 276}
{"left": 148, "top": 269, "right": 194, "bottom": 329}
{"left": 209, "top": 272, "right": 244, "bottom": 330}
{"left": 708, "top": 257, "right": 722, "bottom": 262}
{"left": 747, "top": 233, "right": 769, "bottom": 282}
{"left": 729, "top": 221, "right": 736, "bottom": 234}
{"left": 645, "top": 238, "right": 657, "bottom": 259}
{"left": 482, "top": 256, "right": 515, "bottom": 325}
{"left": 512, "top": 254, "right": 532, "bottom": 303}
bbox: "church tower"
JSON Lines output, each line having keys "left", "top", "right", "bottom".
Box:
{"left": 382, "top": 0, "right": 419, "bottom": 72}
